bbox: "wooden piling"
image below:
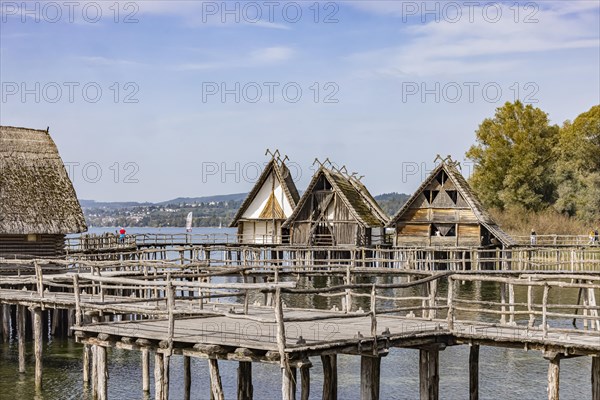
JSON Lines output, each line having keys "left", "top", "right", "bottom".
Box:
{"left": 97, "top": 346, "right": 108, "bottom": 400}
{"left": 469, "top": 345, "right": 479, "bottom": 400}
{"left": 83, "top": 344, "right": 91, "bottom": 384}
{"left": 360, "top": 356, "right": 381, "bottom": 400}
{"left": 208, "top": 359, "right": 225, "bottom": 400}
{"left": 142, "top": 349, "right": 150, "bottom": 393}
{"left": 184, "top": 356, "right": 191, "bottom": 400}
{"left": 237, "top": 361, "right": 253, "bottom": 400}
{"left": 547, "top": 357, "right": 560, "bottom": 400}
{"left": 155, "top": 352, "right": 165, "bottom": 400}
{"left": 17, "top": 305, "right": 26, "bottom": 373}
{"left": 33, "top": 307, "right": 43, "bottom": 390}
{"left": 2, "top": 304, "right": 10, "bottom": 342}
{"left": 300, "top": 365, "right": 310, "bottom": 400}
{"left": 282, "top": 366, "right": 297, "bottom": 400}
{"left": 321, "top": 354, "right": 337, "bottom": 400}
{"left": 163, "top": 355, "right": 171, "bottom": 400}
{"left": 419, "top": 348, "right": 439, "bottom": 400}
{"left": 592, "top": 356, "right": 599, "bottom": 400}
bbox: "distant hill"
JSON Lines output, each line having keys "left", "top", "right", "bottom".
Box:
{"left": 80, "top": 191, "right": 409, "bottom": 227}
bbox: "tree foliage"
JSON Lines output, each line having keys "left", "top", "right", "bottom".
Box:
{"left": 466, "top": 101, "right": 559, "bottom": 212}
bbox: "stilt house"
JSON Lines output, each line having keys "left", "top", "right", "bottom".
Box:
{"left": 0, "top": 126, "right": 87, "bottom": 258}
{"left": 387, "top": 157, "right": 514, "bottom": 248}
{"left": 282, "top": 162, "right": 388, "bottom": 246}
{"left": 229, "top": 152, "right": 300, "bottom": 244}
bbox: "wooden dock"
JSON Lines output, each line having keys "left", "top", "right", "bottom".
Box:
{"left": 1, "top": 254, "right": 599, "bottom": 400}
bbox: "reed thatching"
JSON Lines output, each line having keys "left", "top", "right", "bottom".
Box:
{"left": 0, "top": 126, "right": 87, "bottom": 234}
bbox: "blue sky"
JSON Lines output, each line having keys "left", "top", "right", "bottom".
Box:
{"left": 1, "top": 1, "right": 599, "bottom": 202}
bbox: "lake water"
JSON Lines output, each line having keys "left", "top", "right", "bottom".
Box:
{"left": 0, "top": 228, "right": 594, "bottom": 399}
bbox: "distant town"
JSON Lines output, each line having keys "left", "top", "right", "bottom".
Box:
{"left": 80, "top": 192, "right": 410, "bottom": 228}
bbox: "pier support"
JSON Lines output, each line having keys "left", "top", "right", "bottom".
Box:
{"left": 321, "top": 354, "right": 338, "bottom": 400}
{"left": 419, "top": 348, "right": 439, "bottom": 400}
{"left": 2, "top": 304, "right": 10, "bottom": 342}
{"left": 592, "top": 357, "right": 599, "bottom": 400}
{"left": 17, "top": 305, "right": 26, "bottom": 373}
{"left": 33, "top": 307, "right": 43, "bottom": 390}
{"left": 163, "top": 355, "right": 171, "bottom": 400}
{"left": 96, "top": 346, "right": 108, "bottom": 400}
{"left": 184, "top": 356, "right": 191, "bottom": 400}
{"left": 469, "top": 345, "right": 479, "bottom": 400}
{"left": 83, "top": 344, "right": 91, "bottom": 384}
{"left": 360, "top": 356, "right": 381, "bottom": 400}
{"left": 237, "top": 361, "right": 253, "bottom": 400}
{"left": 142, "top": 349, "right": 150, "bottom": 393}
{"left": 282, "top": 366, "right": 297, "bottom": 400}
{"left": 547, "top": 356, "right": 560, "bottom": 400}
{"left": 209, "top": 359, "right": 225, "bottom": 400}
{"left": 155, "top": 352, "right": 164, "bottom": 400}
{"left": 300, "top": 365, "right": 310, "bottom": 400}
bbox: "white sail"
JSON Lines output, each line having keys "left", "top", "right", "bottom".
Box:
{"left": 185, "top": 212, "right": 193, "bottom": 232}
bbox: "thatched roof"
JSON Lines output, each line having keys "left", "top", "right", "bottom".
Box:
{"left": 0, "top": 126, "right": 87, "bottom": 234}
{"left": 387, "top": 161, "right": 514, "bottom": 246}
{"left": 283, "top": 166, "right": 389, "bottom": 228}
{"left": 229, "top": 158, "right": 300, "bottom": 227}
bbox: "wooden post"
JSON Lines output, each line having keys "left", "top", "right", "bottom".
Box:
{"left": 508, "top": 283, "right": 515, "bottom": 324}
{"left": 208, "top": 359, "right": 225, "bottom": 400}
{"left": 592, "top": 357, "right": 599, "bottom": 400}
{"left": 500, "top": 283, "right": 507, "bottom": 324}
{"left": 282, "top": 367, "right": 297, "bottom": 400}
{"left": 429, "top": 279, "right": 438, "bottom": 319}
{"left": 83, "top": 344, "right": 91, "bottom": 384}
{"left": 447, "top": 277, "right": 454, "bottom": 330}
{"left": 155, "top": 352, "right": 164, "bottom": 400}
{"left": 2, "top": 304, "right": 10, "bottom": 342}
{"left": 469, "top": 345, "right": 479, "bottom": 400}
{"left": 184, "top": 356, "right": 192, "bottom": 400}
{"left": 300, "top": 365, "right": 310, "bottom": 400}
{"left": 33, "top": 307, "right": 43, "bottom": 390}
{"left": 164, "top": 355, "right": 171, "bottom": 400}
{"left": 360, "top": 356, "right": 381, "bottom": 400}
{"left": 97, "top": 346, "right": 108, "bottom": 400}
{"left": 237, "top": 361, "right": 253, "bottom": 400}
{"left": 542, "top": 284, "right": 550, "bottom": 337}
{"left": 321, "top": 354, "right": 337, "bottom": 400}
{"left": 142, "top": 349, "right": 150, "bottom": 393}
{"left": 547, "top": 357, "right": 560, "bottom": 400}
{"left": 17, "top": 305, "right": 26, "bottom": 373}
{"left": 419, "top": 349, "right": 439, "bottom": 400}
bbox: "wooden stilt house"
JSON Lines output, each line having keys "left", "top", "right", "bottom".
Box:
{"left": 0, "top": 126, "right": 87, "bottom": 258}
{"left": 229, "top": 152, "right": 300, "bottom": 244}
{"left": 387, "top": 157, "right": 514, "bottom": 248}
{"left": 282, "top": 163, "right": 389, "bottom": 246}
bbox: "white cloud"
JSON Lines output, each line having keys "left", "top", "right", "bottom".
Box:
{"left": 174, "top": 46, "right": 294, "bottom": 71}
{"left": 347, "top": 2, "right": 599, "bottom": 77}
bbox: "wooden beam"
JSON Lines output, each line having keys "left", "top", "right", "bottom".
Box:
{"left": 237, "top": 361, "right": 253, "bottom": 400}
{"left": 184, "top": 356, "right": 192, "bottom": 400}
{"left": 300, "top": 365, "right": 310, "bottom": 400}
{"left": 96, "top": 346, "right": 108, "bottom": 400}
{"left": 360, "top": 356, "right": 381, "bottom": 400}
{"left": 592, "top": 357, "right": 599, "bottom": 400}
{"left": 547, "top": 357, "right": 559, "bottom": 400}
{"left": 209, "top": 359, "right": 225, "bottom": 400}
{"left": 321, "top": 354, "right": 337, "bottom": 400}
{"left": 469, "top": 345, "right": 479, "bottom": 400}
{"left": 33, "top": 307, "right": 43, "bottom": 390}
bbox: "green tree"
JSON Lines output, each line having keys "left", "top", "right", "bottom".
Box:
{"left": 554, "top": 105, "right": 600, "bottom": 223}
{"left": 466, "top": 101, "right": 559, "bottom": 211}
